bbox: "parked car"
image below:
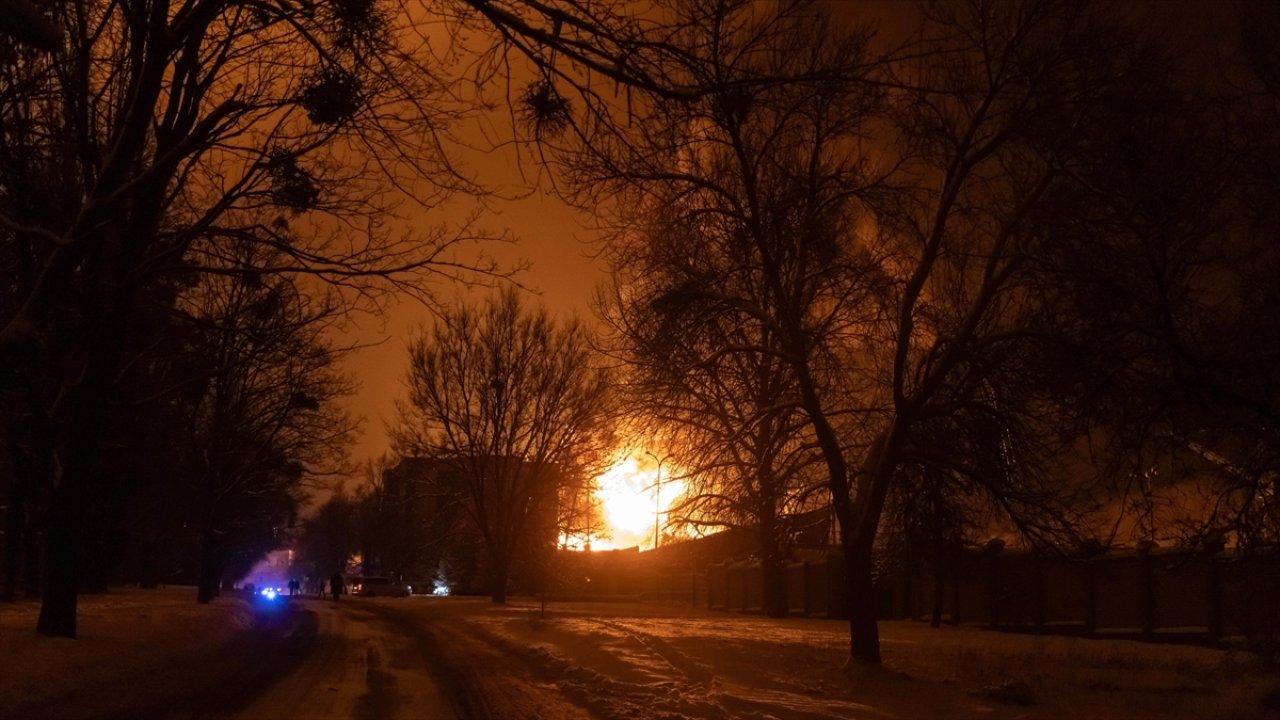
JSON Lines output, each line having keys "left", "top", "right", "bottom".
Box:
{"left": 350, "top": 576, "right": 408, "bottom": 597}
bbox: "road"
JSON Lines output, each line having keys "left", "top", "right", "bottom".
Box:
{"left": 2, "top": 590, "right": 581, "bottom": 720}
{"left": 229, "top": 598, "right": 464, "bottom": 720}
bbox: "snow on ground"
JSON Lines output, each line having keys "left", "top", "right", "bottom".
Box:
{"left": 385, "top": 597, "right": 1280, "bottom": 720}
{"left": 0, "top": 586, "right": 313, "bottom": 720}
{"left": 3, "top": 591, "right": 1277, "bottom": 719}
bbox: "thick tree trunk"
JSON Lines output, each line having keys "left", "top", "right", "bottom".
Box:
{"left": 794, "top": 358, "right": 901, "bottom": 666}
{"left": 35, "top": 316, "right": 130, "bottom": 636}
{"left": 36, "top": 367, "right": 116, "bottom": 636}
{"left": 1, "top": 415, "right": 46, "bottom": 602}
{"left": 196, "top": 533, "right": 223, "bottom": 604}
{"left": 22, "top": 523, "right": 41, "bottom": 597}
{"left": 930, "top": 556, "right": 945, "bottom": 629}
{"left": 1, "top": 494, "right": 25, "bottom": 601}
{"left": 842, "top": 432, "right": 898, "bottom": 666}
{"left": 33, "top": 241, "right": 141, "bottom": 634}
{"left": 137, "top": 540, "right": 159, "bottom": 589}
{"left": 78, "top": 515, "right": 112, "bottom": 594}
{"left": 845, "top": 542, "right": 881, "bottom": 665}
{"left": 488, "top": 555, "right": 509, "bottom": 604}
{"left": 36, "top": 464, "right": 86, "bottom": 636}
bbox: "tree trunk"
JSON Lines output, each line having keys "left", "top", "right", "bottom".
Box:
{"left": 137, "top": 539, "right": 159, "bottom": 589}
{"left": 845, "top": 542, "right": 881, "bottom": 665}
{"left": 1, "top": 494, "right": 25, "bottom": 601}
{"left": 196, "top": 533, "right": 223, "bottom": 604}
{"left": 1, "top": 415, "right": 46, "bottom": 602}
{"left": 35, "top": 364, "right": 114, "bottom": 637}
{"left": 36, "top": 462, "right": 86, "bottom": 636}
{"left": 842, "top": 433, "right": 897, "bottom": 666}
{"left": 34, "top": 245, "right": 136, "bottom": 635}
{"left": 756, "top": 500, "right": 789, "bottom": 618}
{"left": 488, "top": 555, "right": 509, "bottom": 604}
{"left": 22, "top": 523, "right": 41, "bottom": 597}
{"left": 930, "top": 556, "right": 945, "bottom": 628}
{"left": 759, "top": 513, "right": 788, "bottom": 618}
{"left": 78, "top": 514, "right": 112, "bottom": 594}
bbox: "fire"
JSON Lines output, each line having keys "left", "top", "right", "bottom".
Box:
{"left": 590, "top": 453, "right": 685, "bottom": 551}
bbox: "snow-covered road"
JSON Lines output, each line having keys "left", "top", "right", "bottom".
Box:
{"left": 228, "top": 600, "right": 463, "bottom": 720}
{"left": 0, "top": 589, "right": 480, "bottom": 720}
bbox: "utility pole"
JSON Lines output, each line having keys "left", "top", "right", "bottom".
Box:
{"left": 645, "top": 450, "right": 672, "bottom": 550}
{"left": 584, "top": 474, "right": 594, "bottom": 552}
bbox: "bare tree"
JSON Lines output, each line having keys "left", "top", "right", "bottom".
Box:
{"left": 601, "top": 249, "right": 829, "bottom": 617}
{"left": 1039, "top": 1, "right": 1280, "bottom": 552}
{"left": 802, "top": 0, "right": 1171, "bottom": 662}
{"left": 0, "top": 0, "right": 505, "bottom": 636}
{"left": 294, "top": 491, "right": 359, "bottom": 586}
{"left": 177, "top": 244, "right": 355, "bottom": 603}
{"left": 394, "top": 289, "right": 612, "bottom": 602}
{"left": 497, "top": 0, "right": 1169, "bottom": 664}
{"left": 538, "top": 0, "right": 885, "bottom": 659}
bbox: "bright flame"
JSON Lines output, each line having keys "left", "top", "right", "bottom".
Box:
{"left": 592, "top": 453, "right": 685, "bottom": 551}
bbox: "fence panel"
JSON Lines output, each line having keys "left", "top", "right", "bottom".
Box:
{"left": 1152, "top": 552, "right": 1210, "bottom": 631}
{"left": 743, "top": 564, "right": 763, "bottom": 611}
{"left": 1092, "top": 555, "right": 1144, "bottom": 633}
{"left": 726, "top": 564, "right": 745, "bottom": 611}
{"left": 699, "top": 548, "right": 1278, "bottom": 649}
{"left": 1221, "top": 555, "right": 1280, "bottom": 641}
{"left": 785, "top": 563, "right": 806, "bottom": 615}
{"left": 998, "top": 554, "right": 1041, "bottom": 628}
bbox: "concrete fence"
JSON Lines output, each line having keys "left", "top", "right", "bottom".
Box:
{"left": 707, "top": 555, "right": 849, "bottom": 618}
{"left": 706, "top": 546, "right": 1280, "bottom": 646}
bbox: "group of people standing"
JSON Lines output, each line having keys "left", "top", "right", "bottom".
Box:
{"left": 266, "top": 574, "right": 346, "bottom": 601}
{"left": 304, "top": 574, "right": 346, "bottom": 600}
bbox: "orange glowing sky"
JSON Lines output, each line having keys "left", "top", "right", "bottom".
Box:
{"left": 335, "top": 170, "right": 601, "bottom": 466}
{"left": 323, "top": 0, "right": 1227, "bottom": 552}
{"left": 324, "top": 2, "right": 928, "bottom": 535}
{"left": 329, "top": 1, "right": 938, "bottom": 468}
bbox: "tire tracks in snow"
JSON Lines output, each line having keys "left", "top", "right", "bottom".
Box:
{"left": 470, "top": 613, "right": 877, "bottom": 720}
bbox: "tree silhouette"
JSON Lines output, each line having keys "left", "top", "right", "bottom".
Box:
{"left": 490, "top": 0, "right": 1187, "bottom": 663}
{"left": 394, "top": 290, "right": 613, "bottom": 602}
{"left": 602, "top": 229, "right": 830, "bottom": 618}
{"left": 0, "top": 0, "right": 502, "bottom": 636}
{"left": 176, "top": 245, "right": 354, "bottom": 603}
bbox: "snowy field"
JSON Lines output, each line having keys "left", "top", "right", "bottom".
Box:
{"left": 0, "top": 586, "right": 313, "bottom": 720}
{"left": 389, "top": 597, "right": 1280, "bottom": 720}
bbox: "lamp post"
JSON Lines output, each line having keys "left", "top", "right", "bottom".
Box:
{"left": 645, "top": 450, "right": 672, "bottom": 550}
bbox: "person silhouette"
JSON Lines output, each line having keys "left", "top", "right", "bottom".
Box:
{"left": 329, "top": 572, "right": 344, "bottom": 601}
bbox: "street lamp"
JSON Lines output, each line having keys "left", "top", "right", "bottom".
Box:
{"left": 645, "top": 450, "right": 673, "bottom": 550}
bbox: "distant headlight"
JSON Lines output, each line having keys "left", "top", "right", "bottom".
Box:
{"left": 261, "top": 588, "right": 278, "bottom": 600}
